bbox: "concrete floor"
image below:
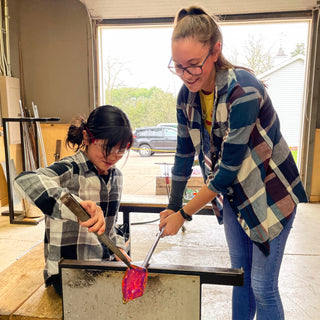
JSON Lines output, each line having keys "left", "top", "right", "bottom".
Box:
{"left": 0, "top": 202, "right": 319, "bottom": 319}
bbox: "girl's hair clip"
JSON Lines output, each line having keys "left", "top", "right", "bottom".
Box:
{"left": 84, "top": 125, "right": 96, "bottom": 143}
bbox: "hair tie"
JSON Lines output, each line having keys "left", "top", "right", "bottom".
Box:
{"left": 84, "top": 125, "right": 96, "bottom": 142}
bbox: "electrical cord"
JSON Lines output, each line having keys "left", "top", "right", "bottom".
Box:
{"left": 131, "top": 217, "right": 160, "bottom": 225}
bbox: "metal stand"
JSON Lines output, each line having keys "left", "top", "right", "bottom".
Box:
{"left": 60, "top": 259, "right": 244, "bottom": 320}
{"left": 2, "top": 117, "right": 60, "bottom": 224}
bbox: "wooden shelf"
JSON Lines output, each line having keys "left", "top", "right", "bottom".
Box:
{"left": 156, "top": 176, "right": 204, "bottom": 195}
{"left": 310, "top": 129, "right": 320, "bottom": 202}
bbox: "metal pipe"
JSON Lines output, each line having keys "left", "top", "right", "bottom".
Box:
{"left": 2, "top": 119, "right": 14, "bottom": 223}
{"left": 142, "top": 227, "right": 164, "bottom": 269}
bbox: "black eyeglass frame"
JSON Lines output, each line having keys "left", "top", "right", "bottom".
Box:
{"left": 168, "top": 50, "right": 212, "bottom": 76}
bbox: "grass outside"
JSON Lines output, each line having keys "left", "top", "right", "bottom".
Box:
{"left": 291, "top": 149, "right": 298, "bottom": 163}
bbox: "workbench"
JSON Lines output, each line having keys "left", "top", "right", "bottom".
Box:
{"left": 119, "top": 194, "right": 213, "bottom": 252}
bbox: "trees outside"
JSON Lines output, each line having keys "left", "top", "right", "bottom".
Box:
{"left": 103, "top": 57, "right": 127, "bottom": 104}
{"left": 102, "top": 36, "right": 306, "bottom": 128}
{"left": 233, "top": 35, "right": 306, "bottom": 75}
{"left": 103, "top": 58, "right": 177, "bottom": 129}
{"left": 243, "top": 35, "right": 273, "bottom": 75}
{"left": 108, "top": 87, "right": 177, "bottom": 129}
{"left": 291, "top": 42, "right": 305, "bottom": 57}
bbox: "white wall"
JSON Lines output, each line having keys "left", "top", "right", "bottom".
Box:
{"left": 260, "top": 58, "right": 305, "bottom": 148}
{"left": 7, "top": 0, "right": 95, "bottom": 123}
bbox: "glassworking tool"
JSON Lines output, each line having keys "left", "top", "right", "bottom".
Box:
{"left": 122, "top": 227, "right": 164, "bottom": 303}
{"left": 141, "top": 226, "right": 164, "bottom": 269}
{"left": 60, "top": 192, "right": 132, "bottom": 269}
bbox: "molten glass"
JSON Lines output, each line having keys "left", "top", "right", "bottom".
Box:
{"left": 122, "top": 265, "right": 148, "bottom": 303}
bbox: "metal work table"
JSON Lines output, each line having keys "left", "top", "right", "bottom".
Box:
{"left": 60, "top": 259, "right": 243, "bottom": 320}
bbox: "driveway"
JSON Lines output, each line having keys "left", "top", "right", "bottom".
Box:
{"left": 117, "top": 151, "right": 175, "bottom": 195}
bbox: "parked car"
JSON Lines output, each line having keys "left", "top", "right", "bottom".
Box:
{"left": 132, "top": 126, "right": 177, "bottom": 157}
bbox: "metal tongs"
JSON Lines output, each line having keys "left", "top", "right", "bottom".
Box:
{"left": 141, "top": 226, "right": 164, "bottom": 269}
{"left": 60, "top": 192, "right": 132, "bottom": 269}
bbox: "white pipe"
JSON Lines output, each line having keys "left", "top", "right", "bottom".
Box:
{"left": 0, "top": 0, "right": 6, "bottom": 75}
{"left": 4, "top": 0, "right": 11, "bottom": 76}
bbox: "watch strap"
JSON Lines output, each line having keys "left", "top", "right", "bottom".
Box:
{"left": 179, "top": 208, "right": 192, "bottom": 221}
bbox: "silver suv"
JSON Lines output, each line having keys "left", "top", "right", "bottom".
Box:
{"left": 132, "top": 126, "right": 177, "bottom": 157}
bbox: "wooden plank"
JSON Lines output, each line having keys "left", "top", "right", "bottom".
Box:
{"left": 156, "top": 176, "right": 204, "bottom": 195}
{"left": 40, "top": 124, "right": 73, "bottom": 165}
{"left": 32, "top": 103, "right": 47, "bottom": 167}
{"left": 11, "top": 285, "right": 62, "bottom": 320}
{"left": 121, "top": 194, "right": 171, "bottom": 208}
{"left": 0, "top": 161, "right": 8, "bottom": 206}
{"left": 0, "top": 160, "right": 22, "bottom": 206}
{"left": 310, "top": 129, "right": 320, "bottom": 202}
{"left": 0, "top": 243, "right": 44, "bottom": 318}
{"left": 0, "top": 76, "right": 21, "bottom": 145}
{"left": 0, "top": 242, "right": 62, "bottom": 320}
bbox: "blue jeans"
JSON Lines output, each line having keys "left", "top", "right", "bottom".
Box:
{"left": 223, "top": 199, "right": 296, "bottom": 320}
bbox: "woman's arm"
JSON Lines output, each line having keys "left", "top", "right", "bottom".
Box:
{"left": 160, "top": 185, "right": 217, "bottom": 236}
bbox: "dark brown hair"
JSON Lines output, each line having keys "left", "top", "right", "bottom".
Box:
{"left": 66, "top": 105, "right": 133, "bottom": 156}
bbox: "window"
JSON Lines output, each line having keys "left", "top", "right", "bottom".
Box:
{"left": 164, "top": 128, "right": 177, "bottom": 137}
{"left": 98, "top": 19, "right": 310, "bottom": 196}
{"left": 151, "top": 128, "right": 162, "bottom": 137}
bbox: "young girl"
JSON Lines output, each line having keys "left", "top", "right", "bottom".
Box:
{"left": 159, "top": 6, "right": 308, "bottom": 319}
{"left": 14, "top": 105, "right": 133, "bottom": 296}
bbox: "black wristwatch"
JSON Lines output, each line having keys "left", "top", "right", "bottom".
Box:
{"left": 179, "top": 208, "right": 192, "bottom": 221}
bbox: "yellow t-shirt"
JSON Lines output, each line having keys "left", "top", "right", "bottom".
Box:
{"left": 199, "top": 91, "right": 214, "bottom": 134}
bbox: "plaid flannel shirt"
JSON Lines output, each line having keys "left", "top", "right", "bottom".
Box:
{"left": 172, "top": 68, "right": 308, "bottom": 254}
{"left": 14, "top": 150, "right": 125, "bottom": 280}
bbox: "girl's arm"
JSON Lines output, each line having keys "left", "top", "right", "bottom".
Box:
{"left": 104, "top": 169, "right": 127, "bottom": 250}
{"left": 14, "top": 163, "right": 77, "bottom": 220}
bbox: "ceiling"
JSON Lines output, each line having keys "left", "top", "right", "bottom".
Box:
{"left": 80, "top": 0, "right": 319, "bottom": 20}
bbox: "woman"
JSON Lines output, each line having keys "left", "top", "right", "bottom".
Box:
{"left": 159, "top": 6, "right": 308, "bottom": 319}
{"left": 14, "top": 105, "right": 133, "bottom": 296}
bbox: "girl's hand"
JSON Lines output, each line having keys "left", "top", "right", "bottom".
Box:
{"left": 159, "top": 210, "right": 185, "bottom": 237}
{"left": 115, "top": 248, "right": 132, "bottom": 263}
{"left": 78, "top": 200, "right": 106, "bottom": 235}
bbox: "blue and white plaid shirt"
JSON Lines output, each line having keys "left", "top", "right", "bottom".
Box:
{"left": 172, "top": 68, "right": 308, "bottom": 254}
{"left": 14, "top": 150, "right": 125, "bottom": 280}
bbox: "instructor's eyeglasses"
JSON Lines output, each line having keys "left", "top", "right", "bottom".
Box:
{"left": 168, "top": 51, "right": 212, "bottom": 76}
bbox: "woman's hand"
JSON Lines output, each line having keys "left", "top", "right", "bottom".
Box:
{"left": 115, "top": 248, "right": 132, "bottom": 263}
{"left": 78, "top": 200, "right": 106, "bottom": 235}
{"left": 160, "top": 208, "right": 175, "bottom": 221}
{"left": 159, "top": 209, "right": 185, "bottom": 237}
